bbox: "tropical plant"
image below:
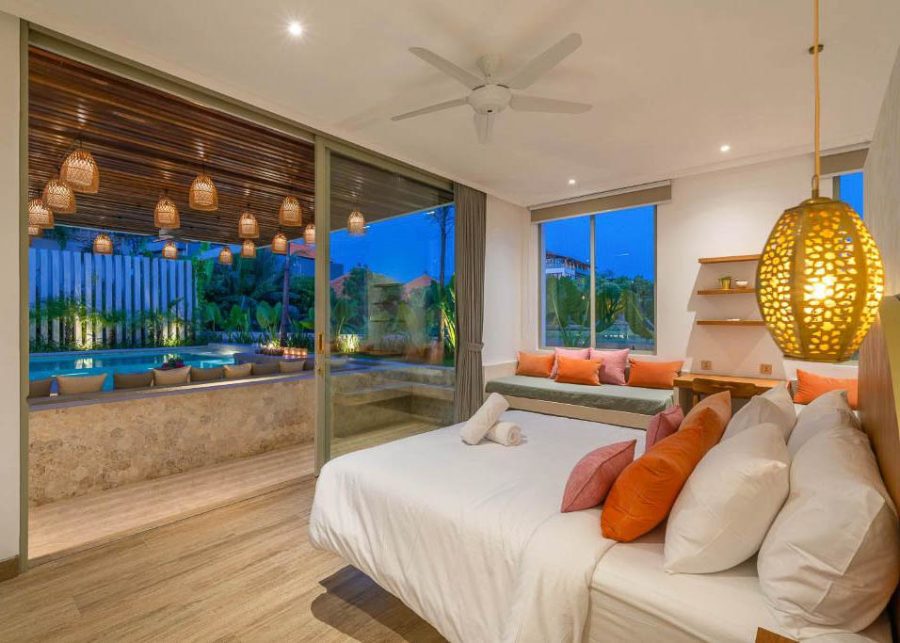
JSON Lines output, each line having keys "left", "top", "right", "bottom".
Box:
{"left": 545, "top": 276, "right": 590, "bottom": 346}
{"left": 595, "top": 275, "right": 654, "bottom": 340}
{"left": 255, "top": 300, "right": 283, "bottom": 344}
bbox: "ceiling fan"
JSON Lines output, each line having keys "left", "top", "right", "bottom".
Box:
{"left": 392, "top": 33, "right": 591, "bottom": 144}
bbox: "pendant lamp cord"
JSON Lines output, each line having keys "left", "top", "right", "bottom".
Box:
{"left": 812, "top": 0, "right": 821, "bottom": 197}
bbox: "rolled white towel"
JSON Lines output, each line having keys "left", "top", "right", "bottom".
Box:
{"left": 486, "top": 421, "right": 522, "bottom": 446}
{"left": 460, "top": 392, "right": 509, "bottom": 445}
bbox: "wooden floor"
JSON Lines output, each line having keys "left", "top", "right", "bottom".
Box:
{"left": 29, "top": 444, "right": 316, "bottom": 565}
{"left": 4, "top": 478, "right": 445, "bottom": 642}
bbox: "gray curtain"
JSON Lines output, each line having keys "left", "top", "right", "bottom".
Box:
{"left": 453, "top": 183, "right": 487, "bottom": 421}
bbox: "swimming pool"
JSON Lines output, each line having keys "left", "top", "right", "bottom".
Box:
{"left": 29, "top": 346, "right": 238, "bottom": 391}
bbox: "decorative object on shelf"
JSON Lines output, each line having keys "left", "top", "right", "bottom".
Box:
{"left": 189, "top": 170, "right": 218, "bottom": 211}
{"left": 718, "top": 276, "right": 732, "bottom": 290}
{"left": 59, "top": 142, "right": 99, "bottom": 193}
{"left": 757, "top": 0, "right": 884, "bottom": 363}
{"left": 734, "top": 279, "right": 750, "bottom": 288}
{"left": 162, "top": 240, "right": 178, "bottom": 260}
{"left": 238, "top": 209, "right": 259, "bottom": 238}
{"left": 218, "top": 246, "right": 233, "bottom": 265}
{"left": 271, "top": 231, "right": 288, "bottom": 254}
{"left": 279, "top": 195, "right": 303, "bottom": 227}
{"left": 154, "top": 193, "right": 180, "bottom": 229}
{"left": 303, "top": 223, "right": 316, "bottom": 244}
{"left": 348, "top": 208, "right": 365, "bottom": 235}
{"left": 241, "top": 239, "right": 256, "bottom": 258}
{"left": 92, "top": 232, "right": 113, "bottom": 255}
{"left": 28, "top": 223, "right": 42, "bottom": 237}
{"left": 41, "top": 175, "right": 76, "bottom": 213}
{"left": 28, "top": 197, "right": 54, "bottom": 229}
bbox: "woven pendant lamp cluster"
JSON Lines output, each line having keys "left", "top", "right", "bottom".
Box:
{"left": 241, "top": 239, "right": 257, "bottom": 259}
{"left": 92, "top": 233, "right": 113, "bottom": 255}
{"left": 60, "top": 143, "right": 100, "bottom": 193}
{"left": 162, "top": 240, "right": 179, "bottom": 260}
{"left": 348, "top": 208, "right": 366, "bottom": 235}
{"left": 189, "top": 171, "right": 219, "bottom": 211}
{"left": 154, "top": 193, "right": 181, "bottom": 229}
{"left": 271, "top": 232, "right": 288, "bottom": 255}
{"left": 756, "top": 0, "right": 885, "bottom": 363}
{"left": 238, "top": 209, "right": 260, "bottom": 239}
{"left": 218, "top": 246, "right": 234, "bottom": 265}
{"left": 28, "top": 198, "right": 54, "bottom": 229}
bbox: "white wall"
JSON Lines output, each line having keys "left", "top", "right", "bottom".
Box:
{"left": 482, "top": 195, "right": 530, "bottom": 367}
{"left": 0, "top": 10, "right": 20, "bottom": 564}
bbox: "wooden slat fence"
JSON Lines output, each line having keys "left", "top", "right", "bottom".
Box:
{"left": 29, "top": 248, "right": 195, "bottom": 350}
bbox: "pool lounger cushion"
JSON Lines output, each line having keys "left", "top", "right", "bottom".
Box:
{"left": 57, "top": 373, "right": 108, "bottom": 396}
{"left": 113, "top": 371, "right": 154, "bottom": 390}
{"left": 153, "top": 366, "right": 191, "bottom": 387}
{"left": 484, "top": 375, "right": 673, "bottom": 416}
{"left": 251, "top": 361, "right": 280, "bottom": 376}
{"left": 224, "top": 363, "right": 253, "bottom": 380}
{"left": 28, "top": 377, "right": 54, "bottom": 398}
{"left": 190, "top": 366, "right": 225, "bottom": 382}
{"left": 279, "top": 359, "right": 306, "bottom": 373}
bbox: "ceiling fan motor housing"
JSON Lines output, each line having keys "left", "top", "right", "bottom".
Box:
{"left": 468, "top": 84, "right": 512, "bottom": 114}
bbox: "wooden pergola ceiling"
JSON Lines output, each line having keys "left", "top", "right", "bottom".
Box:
{"left": 28, "top": 47, "right": 453, "bottom": 246}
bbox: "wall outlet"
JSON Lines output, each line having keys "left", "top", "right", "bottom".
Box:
{"left": 700, "top": 360, "right": 712, "bottom": 370}
{"left": 759, "top": 363, "right": 773, "bottom": 375}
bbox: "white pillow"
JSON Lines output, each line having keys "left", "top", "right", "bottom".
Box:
{"left": 460, "top": 393, "right": 509, "bottom": 445}
{"left": 787, "top": 389, "right": 858, "bottom": 456}
{"left": 724, "top": 386, "right": 796, "bottom": 440}
{"left": 758, "top": 424, "right": 900, "bottom": 639}
{"left": 664, "top": 422, "right": 789, "bottom": 574}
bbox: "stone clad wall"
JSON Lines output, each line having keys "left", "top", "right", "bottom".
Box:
{"left": 29, "top": 377, "right": 315, "bottom": 505}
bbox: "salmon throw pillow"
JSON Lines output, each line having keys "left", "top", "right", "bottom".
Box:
{"left": 555, "top": 355, "right": 601, "bottom": 386}
{"left": 561, "top": 440, "right": 636, "bottom": 512}
{"left": 601, "top": 425, "right": 707, "bottom": 542}
{"left": 646, "top": 405, "right": 685, "bottom": 450}
{"left": 794, "top": 369, "right": 859, "bottom": 409}
{"left": 627, "top": 359, "right": 684, "bottom": 389}
{"left": 516, "top": 351, "right": 554, "bottom": 378}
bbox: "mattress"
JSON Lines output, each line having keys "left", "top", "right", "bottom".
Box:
{"left": 587, "top": 527, "right": 892, "bottom": 643}
{"left": 485, "top": 375, "right": 674, "bottom": 415}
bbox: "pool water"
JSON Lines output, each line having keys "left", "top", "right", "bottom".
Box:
{"left": 30, "top": 347, "right": 238, "bottom": 391}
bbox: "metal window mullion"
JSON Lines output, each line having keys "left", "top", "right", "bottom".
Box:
{"left": 589, "top": 214, "right": 596, "bottom": 348}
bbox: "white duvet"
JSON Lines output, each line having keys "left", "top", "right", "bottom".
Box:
{"left": 309, "top": 410, "right": 645, "bottom": 643}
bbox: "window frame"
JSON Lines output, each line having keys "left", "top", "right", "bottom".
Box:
{"left": 538, "top": 205, "right": 658, "bottom": 354}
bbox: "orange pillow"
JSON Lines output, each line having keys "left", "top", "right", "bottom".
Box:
{"left": 555, "top": 355, "right": 601, "bottom": 386}
{"left": 794, "top": 369, "right": 859, "bottom": 409}
{"left": 682, "top": 390, "right": 732, "bottom": 433}
{"left": 516, "top": 351, "right": 554, "bottom": 378}
{"left": 627, "top": 359, "right": 684, "bottom": 389}
{"left": 679, "top": 405, "right": 728, "bottom": 453}
{"left": 601, "top": 425, "right": 706, "bottom": 542}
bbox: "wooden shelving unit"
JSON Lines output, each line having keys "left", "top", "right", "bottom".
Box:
{"left": 696, "top": 319, "right": 766, "bottom": 327}
{"left": 697, "top": 287, "right": 756, "bottom": 296}
{"left": 697, "top": 254, "right": 761, "bottom": 264}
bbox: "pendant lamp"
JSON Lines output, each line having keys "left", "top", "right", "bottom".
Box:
{"left": 756, "top": 0, "right": 885, "bottom": 362}
{"left": 60, "top": 143, "right": 99, "bottom": 193}
{"left": 271, "top": 232, "right": 288, "bottom": 254}
{"left": 162, "top": 240, "right": 178, "bottom": 260}
{"left": 303, "top": 223, "right": 316, "bottom": 245}
{"left": 42, "top": 176, "right": 76, "bottom": 214}
{"left": 218, "top": 246, "right": 234, "bottom": 265}
{"left": 154, "top": 193, "right": 180, "bottom": 229}
{"left": 241, "top": 239, "right": 257, "bottom": 259}
{"left": 28, "top": 223, "right": 42, "bottom": 238}
{"left": 348, "top": 208, "right": 365, "bottom": 235}
{"left": 279, "top": 195, "right": 303, "bottom": 227}
{"left": 93, "top": 233, "right": 113, "bottom": 255}
{"left": 189, "top": 171, "right": 218, "bottom": 211}
{"left": 238, "top": 209, "right": 259, "bottom": 239}
{"left": 28, "top": 198, "right": 54, "bottom": 229}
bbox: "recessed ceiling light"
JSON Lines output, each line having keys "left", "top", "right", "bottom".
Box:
{"left": 720, "top": 144, "right": 731, "bottom": 153}
{"left": 287, "top": 21, "right": 304, "bottom": 37}
{"left": 567, "top": 178, "right": 576, "bottom": 185}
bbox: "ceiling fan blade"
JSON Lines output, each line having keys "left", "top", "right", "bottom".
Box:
{"left": 504, "top": 33, "right": 582, "bottom": 90}
{"left": 409, "top": 47, "right": 484, "bottom": 89}
{"left": 509, "top": 95, "right": 591, "bottom": 114}
{"left": 391, "top": 97, "right": 469, "bottom": 121}
{"left": 473, "top": 113, "right": 494, "bottom": 144}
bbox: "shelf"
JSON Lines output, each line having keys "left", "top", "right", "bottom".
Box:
{"left": 696, "top": 319, "right": 766, "bottom": 327}
{"left": 697, "top": 287, "right": 756, "bottom": 295}
{"left": 697, "top": 254, "right": 761, "bottom": 265}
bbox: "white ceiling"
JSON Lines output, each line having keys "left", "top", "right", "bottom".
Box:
{"left": 3, "top": 0, "right": 899, "bottom": 206}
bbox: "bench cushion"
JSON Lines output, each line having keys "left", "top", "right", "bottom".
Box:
{"left": 485, "top": 375, "right": 673, "bottom": 416}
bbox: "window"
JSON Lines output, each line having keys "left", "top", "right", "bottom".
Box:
{"left": 833, "top": 170, "right": 864, "bottom": 217}
{"left": 541, "top": 205, "right": 656, "bottom": 351}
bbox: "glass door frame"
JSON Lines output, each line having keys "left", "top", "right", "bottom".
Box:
{"left": 312, "top": 136, "right": 453, "bottom": 474}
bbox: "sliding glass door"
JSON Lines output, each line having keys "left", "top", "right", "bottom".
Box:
{"left": 314, "top": 142, "right": 455, "bottom": 469}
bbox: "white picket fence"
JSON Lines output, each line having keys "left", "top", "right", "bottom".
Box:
{"left": 29, "top": 247, "right": 195, "bottom": 349}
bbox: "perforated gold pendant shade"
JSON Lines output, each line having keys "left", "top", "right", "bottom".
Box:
{"left": 189, "top": 173, "right": 218, "bottom": 211}
{"left": 238, "top": 211, "right": 259, "bottom": 239}
{"left": 154, "top": 195, "right": 180, "bottom": 229}
{"left": 757, "top": 196, "right": 885, "bottom": 362}
{"left": 28, "top": 197, "right": 54, "bottom": 229}
{"left": 60, "top": 147, "right": 99, "bottom": 193}
{"left": 42, "top": 176, "right": 77, "bottom": 214}
{"left": 279, "top": 195, "right": 303, "bottom": 227}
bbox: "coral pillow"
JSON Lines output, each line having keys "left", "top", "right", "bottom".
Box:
{"left": 561, "top": 440, "right": 636, "bottom": 512}
{"left": 516, "top": 351, "right": 554, "bottom": 378}
{"left": 555, "top": 355, "right": 601, "bottom": 386}
{"left": 682, "top": 390, "right": 732, "bottom": 432}
{"left": 681, "top": 405, "right": 729, "bottom": 453}
{"left": 627, "top": 359, "right": 684, "bottom": 389}
{"left": 601, "top": 425, "right": 707, "bottom": 542}
{"left": 589, "top": 348, "right": 629, "bottom": 385}
{"left": 794, "top": 369, "right": 859, "bottom": 409}
{"left": 646, "top": 405, "right": 684, "bottom": 450}
{"left": 550, "top": 347, "right": 590, "bottom": 378}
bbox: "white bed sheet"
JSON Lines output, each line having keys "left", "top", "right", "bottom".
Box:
{"left": 587, "top": 527, "right": 892, "bottom": 643}
{"left": 310, "top": 410, "right": 645, "bottom": 643}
